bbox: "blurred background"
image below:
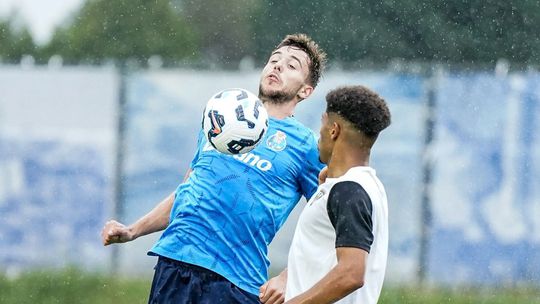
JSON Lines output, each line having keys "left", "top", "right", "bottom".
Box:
{"left": 1, "top": 0, "right": 539, "bottom": 303}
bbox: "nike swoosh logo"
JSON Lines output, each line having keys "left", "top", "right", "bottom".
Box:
{"left": 211, "top": 111, "right": 222, "bottom": 135}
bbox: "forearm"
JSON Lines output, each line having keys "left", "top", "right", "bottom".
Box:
{"left": 287, "top": 264, "right": 363, "bottom": 304}
{"left": 129, "top": 192, "right": 174, "bottom": 239}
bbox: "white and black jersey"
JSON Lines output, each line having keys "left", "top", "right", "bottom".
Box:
{"left": 285, "top": 166, "right": 388, "bottom": 304}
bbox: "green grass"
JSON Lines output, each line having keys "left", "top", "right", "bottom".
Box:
{"left": 1, "top": 270, "right": 539, "bottom": 303}
{"left": 0, "top": 268, "right": 151, "bottom": 304}
{"left": 379, "top": 285, "right": 540, "bottom": 304}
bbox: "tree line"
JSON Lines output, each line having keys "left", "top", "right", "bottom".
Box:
{"left": 1, "top": 0, "right": 538, "bottom": 68}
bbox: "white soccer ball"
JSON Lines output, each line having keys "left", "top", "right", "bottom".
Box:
{"left": 202, "top": 88, "right": 268, "bottom": 155}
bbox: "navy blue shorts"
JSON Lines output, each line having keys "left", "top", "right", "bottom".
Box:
{"left": 148, "top": 256, "right": 261, "bottom": 304}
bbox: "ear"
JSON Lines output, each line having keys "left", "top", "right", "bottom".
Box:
{"left": 330, "top": 121, "right": 341, "bottom": 140}
{"left": 297, "top": 84, "right": 314, "bottom": 100}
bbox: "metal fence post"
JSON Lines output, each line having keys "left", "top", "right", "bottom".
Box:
{"left": 417, "top": 67, "right": 442, "bottom": 284}
{"left": 111, "top": 63, "right": 128, "bottom": 274}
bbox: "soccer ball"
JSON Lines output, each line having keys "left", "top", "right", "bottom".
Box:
{"left": 202, "top": 88, "right": 268, "bottom": 155}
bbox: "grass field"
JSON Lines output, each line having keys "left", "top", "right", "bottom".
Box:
{"left": 0, "top": 269, "right": 150, "bottom": 304}
{"left": 379, "top": 285, "right": 540, "bottom": 303}
{"left": 1, "top": 269, "right": 539, "bottom": 303}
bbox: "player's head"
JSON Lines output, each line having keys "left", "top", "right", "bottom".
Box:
{"left": 259, "top": 33, "right": 327, "bottom": 104}
{"left": 318, "top": 85, "right": 391, "bottom": 164}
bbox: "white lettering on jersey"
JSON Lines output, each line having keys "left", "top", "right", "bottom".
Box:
{"left": 233, "top": 152, "right": 273, "bottom": 171}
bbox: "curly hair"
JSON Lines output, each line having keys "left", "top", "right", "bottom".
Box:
{"left": 326, "top": 85, "right": 391, "bottom": 138}
{"left": 276, "top": 33, "right": 327, "bottom": 88}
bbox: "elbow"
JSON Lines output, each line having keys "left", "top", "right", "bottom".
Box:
{"left": 351, "top": 277, "right": 365, "bottom": 290}
{"left": 343, "top": 273, "right": 364, "bottom": 291}
{"left": 344, "top": 264, "right": 365, "bottom": 290}
{"left": 335, "top": 256, "right": 367, "bottom": 292}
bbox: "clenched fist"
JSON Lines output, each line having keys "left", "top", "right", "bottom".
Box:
{"left": 101, "top": 220, "right": 135, "bottom": 246}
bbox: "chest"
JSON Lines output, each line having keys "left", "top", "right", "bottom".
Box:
{"left": 201, "top": 128, "right": 307, "bottom": 178}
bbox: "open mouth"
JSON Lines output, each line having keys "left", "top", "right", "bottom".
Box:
{"left": 267, "top": 74, "right": 280, "bottom": 83}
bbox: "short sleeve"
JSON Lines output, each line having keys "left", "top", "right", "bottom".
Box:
{"left": 327, "top": 181, "right": 374, "bottom": 252}
{"left": 298, "top": 132, "right": 325, "bottom": 200}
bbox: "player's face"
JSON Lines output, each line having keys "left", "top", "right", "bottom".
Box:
{"left": 259, "top": 46, "right": 313, "bottom": 104}
{"left": 318, "top": 112, "right": 333, "bottom": 164}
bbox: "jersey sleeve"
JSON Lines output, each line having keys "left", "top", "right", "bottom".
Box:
{"left": 189, "top": 128, "right": 206, "bottom": 169}
{"left": 298, "top": 132, "right": 325, "bottom": 200}
{"left": 327, "top": 181, "right": 374, "bottom": 252}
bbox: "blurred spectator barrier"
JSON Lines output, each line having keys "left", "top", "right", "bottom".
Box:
{"left": 0, "top": 66, "right": 538, "bottom": 286}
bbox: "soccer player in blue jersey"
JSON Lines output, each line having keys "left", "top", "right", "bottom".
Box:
{"left": 101, "top": 33, "right": 327, "bottom": 304}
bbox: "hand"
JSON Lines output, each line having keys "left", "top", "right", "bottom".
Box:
{"left": 101, "top": 220, "right": 135, "bottom": 246}
{"left": 259, "top": 270, "right": 287, "bottom": 304}
{"left": 318, "top": 166, "right": 328, "bottom": 185}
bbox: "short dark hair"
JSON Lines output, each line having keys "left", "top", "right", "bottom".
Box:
{"left": 326, "top": 85, "right": 391, "bottom": 138}
{"left": 275, "top": 33, "right": 326, "bottom": 88}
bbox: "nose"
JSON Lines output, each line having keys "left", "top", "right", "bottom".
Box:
{"left": 273, "top": 60, "right": 283, "bottom": 72}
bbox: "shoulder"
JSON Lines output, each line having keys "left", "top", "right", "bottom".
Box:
{"left": 327, "top": 181, "right": 373, "bottom": 223}
{"left": 270, "top": 117, "right": 313, "bottom": 134}
{"left": 329, "top": 181, "right": 371, "bottom": 204}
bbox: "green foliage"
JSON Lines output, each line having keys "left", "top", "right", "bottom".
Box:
{"left": 0, "top": 17, "right": 36, "bottom": 63}
{"left": 3, "top": 0, "right": 540, "bottom": 66}
{"left": 43, "top": 0, "right": 198, "bottom": 64}
{"left": 252, "top": 0, "right": 540, "bottom": 65}
{"left": 181, "top": 0, "right": 260, "bottom": 65}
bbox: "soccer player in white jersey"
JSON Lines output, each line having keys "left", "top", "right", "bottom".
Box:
{"left": 100, "top": 34, "right": 327, "bottom": 303}
{"left": 263, "top": 85, "right": 391, "bottom": 304}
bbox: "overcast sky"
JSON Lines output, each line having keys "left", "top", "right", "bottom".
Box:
{"left": 0, "top": 0, "right": 83, "bottom": 44}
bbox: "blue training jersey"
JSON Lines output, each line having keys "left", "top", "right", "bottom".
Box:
{"left": 149, "top": 116, "right": 323, "bottom": 295}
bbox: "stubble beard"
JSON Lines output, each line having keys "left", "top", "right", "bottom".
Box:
{"left": 258, "top": 83, "right": 297, "bottom": 105}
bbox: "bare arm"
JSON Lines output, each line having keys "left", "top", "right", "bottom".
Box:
{"left": 285, "top": 247, "right": 367, "bottom": 304}
{"left": 101, "top": 168, "right": 192, "bottom": 245}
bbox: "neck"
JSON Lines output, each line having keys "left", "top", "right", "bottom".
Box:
{"left": 327, "top": 142, "right": 370, "bottom": 178}
{"left": 263, "top": 99, "right": 298, "bottom": 119}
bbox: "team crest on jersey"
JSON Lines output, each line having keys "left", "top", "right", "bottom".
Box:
{"left": 314, "top": 190, "right": 325, "bottom": 200}
{"left": 266, "top": 131, "right": 287, "bottom": 151}
{"left": 309, "top": 189, "right": 325, "bottom": 206}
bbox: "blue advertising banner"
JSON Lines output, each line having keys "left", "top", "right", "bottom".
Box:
{"left": 429, "top": 73, "right": 540, "bottom": 284}
{"left": 0, "top": 67, "right": 118, "bottom": 273}
{"left": 2, "top": 66, "right": 538, "bottom": 285}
